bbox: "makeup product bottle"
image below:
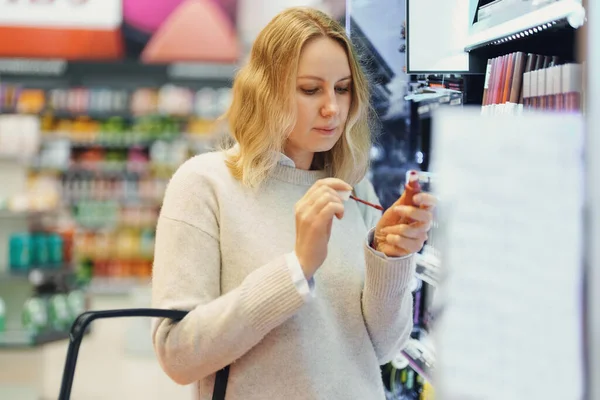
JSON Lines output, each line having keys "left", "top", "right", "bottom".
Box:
{"left": 537, "top": 68, "right": 547, "bottom": 110}
{"left": 545, "top": 66, "right": 556, "bottom": 111}
{"left": 563, "top": 63, "right": 582, "bottom": 112}
{"left": 400, "top": 170, "right": 422, "bottom": 203}
{"left": 553, "top": 65, "right": 563, "bottom": 111}
{"left": 522, "top": 72, "right": 531, "bottom": 109}
{"left": 22, "top": 297, "right": 48, "bottom": 334}
{"left": 530, "top": 70, "right": 539, "bottom": 109}
{"left": 391, "top": 170, "right": 423, "bottom": 226}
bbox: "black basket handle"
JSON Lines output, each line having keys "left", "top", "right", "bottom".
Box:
{"left": 58, "top": 308, "right": 188, "bottom": 400}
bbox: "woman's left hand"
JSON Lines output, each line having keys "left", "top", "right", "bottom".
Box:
{"left": 373, "top": 193, "right": 437, "bottom": 257}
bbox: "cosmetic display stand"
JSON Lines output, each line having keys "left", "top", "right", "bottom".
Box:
{"left": 391, "top": 0, "right": 597, "bottom": 399}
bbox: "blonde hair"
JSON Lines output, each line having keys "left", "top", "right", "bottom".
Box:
{"left": 223, "top": 7, "right": 373, "bottom": 188}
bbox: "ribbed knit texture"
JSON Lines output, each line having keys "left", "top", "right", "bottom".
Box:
{"left": 151, "top": 151, "right": 415, "bottom": 400}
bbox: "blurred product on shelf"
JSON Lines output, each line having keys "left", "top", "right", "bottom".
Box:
{"left": 420, "top": 382, "right": 434, "bottom": 400}
{"left": 422, "top": 74, "right": 464, "bottom": 92}
{"left": 0, "top": 297, "right": 5, "bottom": 333}
{"left": 62, "top": 174, "right": 167, "bottom": 206}
{"left": 0, "top": 114, "right": 41, "bottom": 160}
{"left": 383, "top": 354, "right": 430, "bottom": 400}
{"left": 0, "top": 174, "right": 61, "bottom": 214}
{"left": 481, "top": 52, "right": 583, "bottom": 115}
{"left": 75, "top": 228, "right": 154, "bottom": 279}
{"left": 5, "top": 289, "right": 87, "bottom": 343}
{"left": 1, "top": 80, "right": 229, "bottom": 286}
{"left": 1, "top": 83, "right": 232, "bottom": 120}
{"left": 9, "top": 231, "right": 64, "bottom": 272}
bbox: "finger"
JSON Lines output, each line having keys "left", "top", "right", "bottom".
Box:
{"left": 393, "top": 206, "right": 433, "bottom": 224}
{"left": 375, "top": 242, "right": 407, "bottom": 258}
{"left": 310, "top": 189, "right": 343, "bottom": 209}
{"left": 317, "top": 201, "right": 346, "bottom": 222}
{"left": 297, "top": 186, "right": 343, "bottom": 216}
{"left": 306, "top": 185, "right": 343, "bottom": 205}
{"left": 409, "top": 219, "right": 433, "bottom": 232}
{"left": 386, "top": 234, "right": 426, "bottom": 254}
{"left": 310, "top": 191, "right": 344, "bottom": 219}
{"left": 312, "top": 178, "right": 353, "bottom": 194}
{"left": 379, "top": 224, "right": 426, "bottom": 239}
{"left": 413, "top": 193, "right": 437, "bottom": 209}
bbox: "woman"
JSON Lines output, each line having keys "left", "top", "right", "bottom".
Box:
{"left": 152, "top": 6, "right": 435, "bottom": 400}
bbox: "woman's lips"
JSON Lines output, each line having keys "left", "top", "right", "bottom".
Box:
{"left": 314, "top": 127, "right": 337, "bottom": 135}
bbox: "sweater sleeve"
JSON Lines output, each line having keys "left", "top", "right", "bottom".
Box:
{"left": 151, "top": 162, "right": 307, "bottom": 385}
{"left": 354, "top": 178, "right": 416, "bottom": 364}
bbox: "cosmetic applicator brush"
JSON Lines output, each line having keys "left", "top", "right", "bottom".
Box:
{"left": 337, "top": 190, "right": 385, "bottom": 211}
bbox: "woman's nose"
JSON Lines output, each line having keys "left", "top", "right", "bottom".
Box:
{"left": 321, "top": 92, "right": 339, "bottom": 117}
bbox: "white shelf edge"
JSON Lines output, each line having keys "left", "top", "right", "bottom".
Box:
{"left": 0, "top": 209, "right": 58, "bottom": 219}
{"left": 87, "top": 277, "right": 150, "bottom": 295}
{"left": 399, "top": 339, "right": 435, "bottom": 382}
{"left": 464, "top": 0, "right": 586, "bottom": 50}
{"left": 415, "top": 253, "right": 441, "bottom": 286}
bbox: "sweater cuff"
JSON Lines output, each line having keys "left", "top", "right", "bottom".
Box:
{"left": 364, "top": 239, "right": 416, "bottom": 298}
{"left": 285, "top": 251, "right": 316, "bottom": 302}
{"left": 366, "top": 228, "right": 413, "bottom": 261}
{"left": 240, "top": 256, "right": 307, "bottom": 335}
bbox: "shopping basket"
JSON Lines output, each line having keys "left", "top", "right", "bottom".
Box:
{"left": 57, "top": 308, "right": 230, "bottom": 400}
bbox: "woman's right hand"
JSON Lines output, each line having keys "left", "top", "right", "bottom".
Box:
{"left": 294, "top": 178, "right": 353, "bottom": 280}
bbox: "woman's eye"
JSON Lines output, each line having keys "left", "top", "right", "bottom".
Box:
{"left": 335, "top": 86, "right": 350, "bottom": 94}
{"left": 302, "top": 88, "right": 319, "bottom": 95}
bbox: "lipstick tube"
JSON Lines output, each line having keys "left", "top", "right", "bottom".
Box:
{"left": 530, "top": 70, "right": 539, "bottom": 109}
{"left": 563, "top": 63, "right": 582, "bottom": 112}
{"left": 397, "top": 170, "right": 423, "bottom": 225}
{"left": 537, "top": 68, "right": 547, "bottom": 110}
{"left": 522, "top": 72, "right": 531, "bottom": 110}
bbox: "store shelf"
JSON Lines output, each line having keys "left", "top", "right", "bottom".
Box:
{"left": 0, "top": 154, "right": 34, "bottom": 165}
{"left": 87, "top": 277, "right": 151, "bottom": 295}
{"left": 0, "top": 209, "right": 58, "bottom": 220}
{"left": 465, "top": 0, "right": 586, "bottom": 51}
{"left": 406, "top": 88, "right": 463, "bottom": 120}
{"left": 400, "top": 339, "right": 435, "bottom": 383}
{"left": 41, "top": 132, "right": 213, "bottom": 146}
{"left": 0, "top": 267, "right": 76, "bottom": 289}
{"left": 415, "top": 253, "right": 441, "bottom": 286}
{"left": 0, "top": 329, "right": 70, "bottom": 349}
{"left": 0, "top": 58, "right": 236, "bottom": 82}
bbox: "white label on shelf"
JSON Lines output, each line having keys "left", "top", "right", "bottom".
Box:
{"left": 430, "top": 108, "right": 584, "bottom": 400}
{"left": 483, "top": 60, "right": 492, "bottom": 89}
{"left": 0, "top": 58, "right": 66, "bottom": 75}
{"left": 0, "top": 0, "right": 122, "bottom": 30}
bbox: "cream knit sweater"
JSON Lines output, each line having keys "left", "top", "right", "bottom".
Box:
{"left": 151, "top": 150, "right": 415, "bottom": 399}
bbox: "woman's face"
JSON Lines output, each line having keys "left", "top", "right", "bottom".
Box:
{"left": 284, "top": 36, "right": 352, "bottom": 170}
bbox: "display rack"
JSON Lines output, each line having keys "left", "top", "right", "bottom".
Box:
{"left": 400, "top": 339, "right": 434, "bottom": 383}
{"left": 398, "top": 0, "right": 590, "bottom": 399}
{"left": 0, "top": 59, "right": 233, "bottom": 398}
{"left": 464, "top": 0, "right": 585, "bottom": 50}
{"left": 0, "top": 59, "right": 233, "bottom": 293}
{"left": 406, "top": 0, "right": 583, "bottom": 74}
